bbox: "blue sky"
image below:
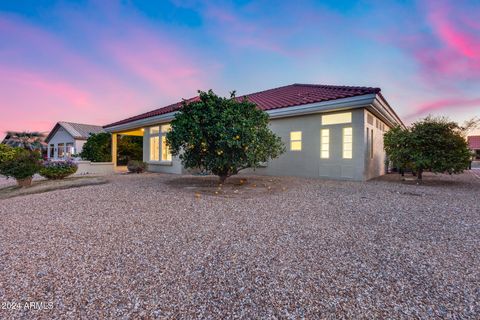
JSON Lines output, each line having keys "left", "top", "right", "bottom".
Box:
{"left": 0, "top": 0, "right": 479, "bottom": 136}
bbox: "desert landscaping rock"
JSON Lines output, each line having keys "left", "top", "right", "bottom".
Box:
{"left": 0, "top": 172, "right": 479, "bottom": 318}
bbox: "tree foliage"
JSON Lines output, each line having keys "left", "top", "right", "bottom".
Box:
{"left": 3, "top": 131, "right": 46, "bottom": 152}
{"left": 80, "top": 132, "right": 112, "bottom": 162}
{"left": 80, "top": 133, "right": 143, "bottom": 164}
{"left": 166, "top": 90, "right": 285, "bottom": 182}
{"left": 384, "top": 116, "right": 471, "bottom": 180}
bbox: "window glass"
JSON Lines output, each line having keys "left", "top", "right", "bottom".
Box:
{"left": 66, "top": 143, "right": 74, "bottom": 157}
{"left": 161, "top": 124, "right": 171, "bottom": 133}
{"left": 50, "top": 144, "right": 54, "bottom": 158}
{"left": 321, "top": 129, "right": 329, "bottom": 159}
{"left": 370, "top": 129, "right": 374, "bottom": 159}
{"left": 149, "top": 136, "right": 159, "bottom": 161}
{"left": 322, "top": 112, "right": 352, "bottom": 125}
{"left": 58, "top": 143, "right": 65, "bottom": 158}
{"left": 290, "top": 131, "right": 302, "bottom": 151}
{"left": 161, "top": 136, "right": 172, "bottom": 161}
{"left": 343, "top": 127, "right": 353, "bottom": 159}
{"left": 150, "top": 126, "right": 160, "bottom": 135}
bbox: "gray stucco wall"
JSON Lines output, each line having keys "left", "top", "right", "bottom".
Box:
{"left": 246, "top": 109, "right": 366, "bottom": 180}
{"left": 139, "top": 108, "right": 389, "bottom": 180}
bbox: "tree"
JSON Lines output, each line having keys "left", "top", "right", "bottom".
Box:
{"left": 384, "top": 116, "right": 471, "bottom": 180}
{"left": 3, "top": 131, "right": 46, "bottom": 152}
{"left": 80, "top": 133, "right": 143, "bottom": 164}
{"left": 166, "top": 90, "right": 285, "bottom": 183}
{"left": 80, "top": 132, "right": 112, "bottom": 162}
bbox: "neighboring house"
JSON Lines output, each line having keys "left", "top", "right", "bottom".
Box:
{"left": 468, "top": 136, "right": 480, "bottom": 160}
{"left": 45, "top": 122, "right": 104, "bottom": 159}
{"left": 103, "top": 83, "right": 404, "bottom": 181}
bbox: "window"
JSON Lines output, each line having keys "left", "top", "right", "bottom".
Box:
{"left": 370, "top": 129, "right": 374, "bottom": 159}
{"left": 320, "top": 129, "right": 329, "bottom": 159}
{"left": 66, "top": 142, "right": 74, "bottom": 157}
{"left": 342, "top": 127, "right": 353, "bottom": 159}
{"left": 149, "top": 127, "right": 160, "bottom": 161}
{"left": 290, "top": 131, "right": 302, "bottom": 151}
{"left": 149, "top": 124, "right": 172, "bottom": 162}
{"left": 322, "top": 112, "right": 352, "bottom": 125}
{"left": 161, "top": 124, "right": 172, "bottom": 161}
{"left": 49, "top": 144, "right": 54, "bottom": 158}
{"left": 58, "top": 143, "right": 65, "bottom": 158}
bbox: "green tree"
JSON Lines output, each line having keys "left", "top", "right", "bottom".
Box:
{"left": 384, "top": 116, "right": 471, "bottom": 180}
{"left": 80, "top": 132, "right": 112, "bottom": 162}
{"left": 166, "top": 90, "right": 285, "bottom": 183}
{"left": 80, "top": 133, "right": 143, "bottom": 164}
{"left": 117, "top": 136, "right": 143, "bottom": 165}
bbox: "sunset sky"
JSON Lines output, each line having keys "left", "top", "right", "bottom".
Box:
{"left": 0, "top": 0, "right": 479, "bottom": 139}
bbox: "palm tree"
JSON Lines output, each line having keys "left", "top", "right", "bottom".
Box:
{"left": 2, "top": 131, "right": 47, "bottom": 152}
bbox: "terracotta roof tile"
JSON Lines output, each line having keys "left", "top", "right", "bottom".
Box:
{"left": 104, "top": 84, "right": 380, "bottom": 128}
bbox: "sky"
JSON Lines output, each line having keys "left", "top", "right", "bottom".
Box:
{"left": 0, "top": 0, "right": 479, "bottom": 140}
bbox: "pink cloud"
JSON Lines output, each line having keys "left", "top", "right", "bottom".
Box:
{"left": 405, "top": 97, "right": 480, "bottom": 120}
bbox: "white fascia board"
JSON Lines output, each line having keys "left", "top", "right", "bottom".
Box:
{"left": 266, "top": 94, "right": 376, "bottom": 119}
{"left": 104, "top": 113, "right": 177, "bottom": 133}
{"left": 370, "top": 96, "right": 405, "bottom": 128}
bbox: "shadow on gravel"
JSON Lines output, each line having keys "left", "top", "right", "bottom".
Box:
{"left": 374, "top": 172, "right": 478, "bottom": 189}
{"left": 164, "top": 175, "right": 295, "bottom": 198}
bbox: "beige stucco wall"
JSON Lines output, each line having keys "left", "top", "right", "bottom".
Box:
{"left": 75, "top": 161, "right": 115, "bottom": 175}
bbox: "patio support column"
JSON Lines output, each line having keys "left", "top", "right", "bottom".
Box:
{"left": 112, "top": 133, "right": 117, "bottom": 167}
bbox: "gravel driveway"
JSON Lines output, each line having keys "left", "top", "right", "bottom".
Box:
{"left": 0, "top": 172, "right": 479, "bottom": 318}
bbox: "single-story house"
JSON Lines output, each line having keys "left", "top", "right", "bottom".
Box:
{"left": 45, "top": 122, "right": 104, "bottom": 159}
{"left": 468, "top": 136, "right": 480, "bottom": 159}
{"left": 103, "top": 83, "right": 404, "bottom": 181}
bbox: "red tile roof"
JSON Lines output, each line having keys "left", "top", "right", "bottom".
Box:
{"left": 104, "top": 83, "right": 381, "bottom": 128}
{"left": 468, "top": 136, "right": 480, "bottom": 149}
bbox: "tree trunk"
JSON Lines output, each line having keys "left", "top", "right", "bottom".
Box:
{"left": 218, "top": 175, "right": 227, "bottom": 184}
{"left": 417, "top": 169, "right": 423, "bottom": 181}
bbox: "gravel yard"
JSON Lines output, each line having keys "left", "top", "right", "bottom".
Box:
{"left": 0, "top": 172, "right": 479, "bottom": 318}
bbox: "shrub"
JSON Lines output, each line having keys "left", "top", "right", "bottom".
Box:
{"left": 40, "top": 160, "right": 78, "bottom": 180}
{"left": 0, "top": 144, "right": 17, "bottom": 164}
{"left": 127, "top": 160, "right": 147, "bottom": 173}
{"left": 0, "top": 148, "right": 42, "bottom": 186}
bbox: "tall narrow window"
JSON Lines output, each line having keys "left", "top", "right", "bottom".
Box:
{"left": 58, "top": 143, "right": 65, "bottom": 158}
{"left": 290, "top": 131, "right": 302, "bottom": 151}
{"left": 49, "top": 144, "right": 54, "bottom": 158}
{"left": 149, "top": 127, "right": 160, "bottom": 161}
{"left": 320, "top": 129, "right": 329, "bottom": 159}
{"left": 370, "top": 129, "right": 374, "bottom": 159}
{"left": 161, "top": 124, "right": 172, "bottom": 161}
{"left": 66, "top": 142, "right": 74, "bottom": 157}
{"left": 342, "top": 127, "right": 353, "bottom": 159}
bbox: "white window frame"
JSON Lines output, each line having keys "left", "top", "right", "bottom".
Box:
{"left": 290, "top": 131, "right": 302, "bottom": 151}
{"left": 149, "top": 124, "right": 172, "bottom": 163}
{"left": 342, "top": 127, "right": 353, "bottom": 159}
{"left": 320, "top": 129, "right": 329, "bottom": 159}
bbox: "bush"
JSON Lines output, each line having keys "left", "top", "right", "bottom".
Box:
{"left": 40, "top": 160, "right": 78, "bottom": 180}
{"left": 0, "top": 148, "right": 42, "bottom": 185}
{"left": 127, "top": 160, "right": 146, "bottom": 173}
{"left": 0, "top": 144, "right": 17, "bottom": 164}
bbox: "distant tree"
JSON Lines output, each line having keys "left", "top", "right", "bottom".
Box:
{"left": 166, "top": 90, "right": 285, "bottom": 183}
{"left": 80, "top": 132, "right": 112, "bottom": 162}
{"left": 384, "top": 116, "right": 471, "bottom": 180}
{"left": 80, "top": 133, "right": 143, "bottom": 164}
{"left": 3, "top": 131, "right": 46, "bottom": 152}
{"left": 117, "top": 136, "right": 143, "bottom": 165}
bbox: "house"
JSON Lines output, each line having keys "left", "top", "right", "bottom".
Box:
{"left": 468, "top": 136, "right": 480, "bottom": 160}
{"left": 45, "top": 122, "right": 104, "bottom": 159}
{"left": 103, "top": 84, "right": 404, "bottom": 181}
